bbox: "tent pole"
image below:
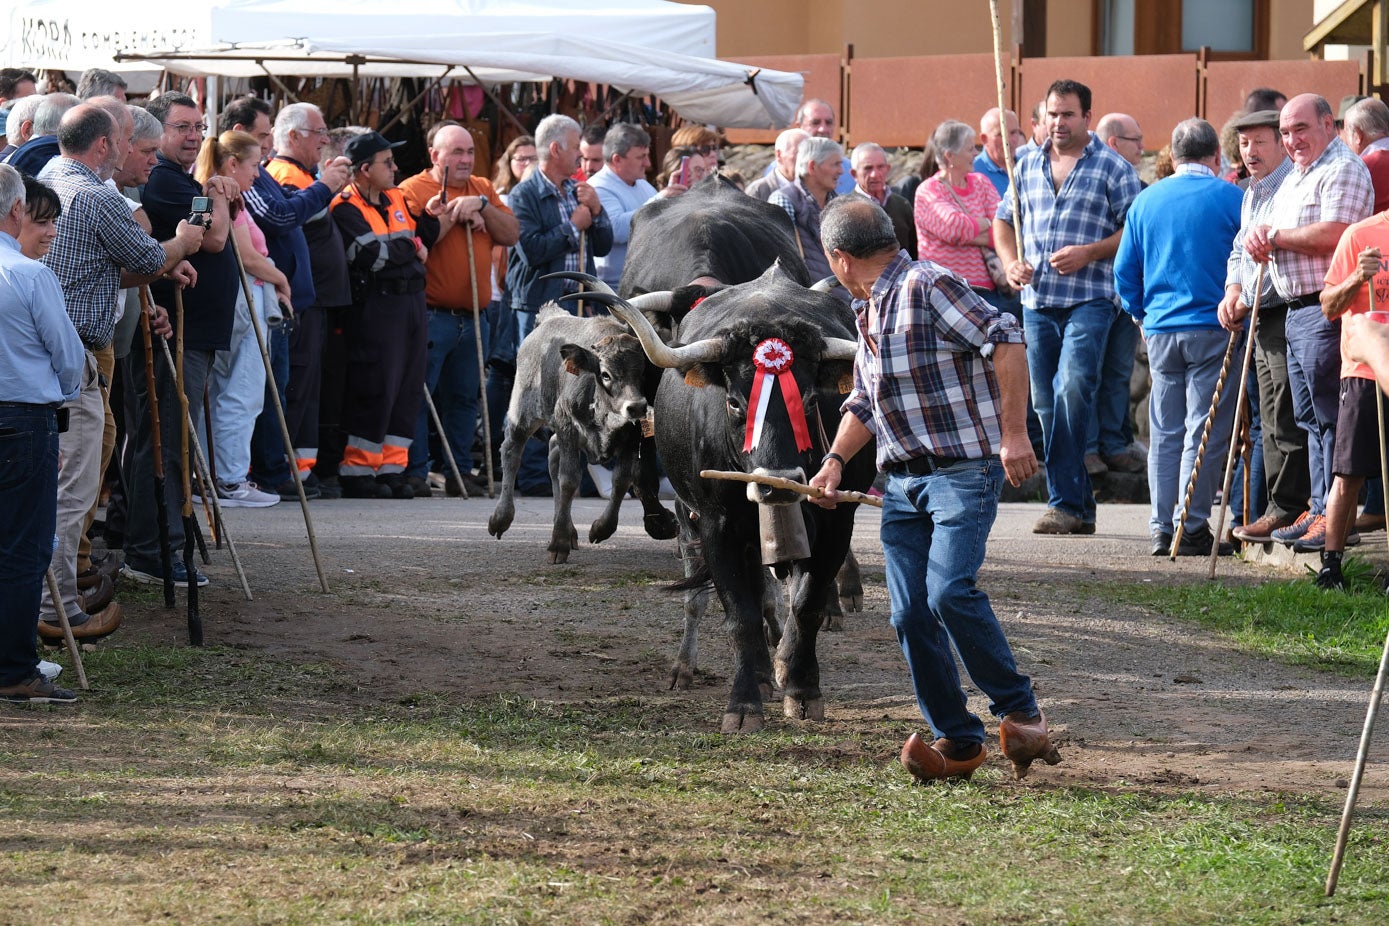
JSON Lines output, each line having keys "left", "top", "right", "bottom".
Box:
{"left": 463, "top": 65, "right": 528, "bottom": 136}
{"left": 259, "top": 64, "right": 301, "bottom": 105}
{"left": 379, "top": 66, "right": 455, "bottom": 135}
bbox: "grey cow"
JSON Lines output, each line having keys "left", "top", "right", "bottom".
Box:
{"left": 487, "top": 304, "right": 654, "bottom": 563}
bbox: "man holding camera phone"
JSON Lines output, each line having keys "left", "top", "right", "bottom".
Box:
{"left": 117, "top": 92, "right": 238, "bottom": 588}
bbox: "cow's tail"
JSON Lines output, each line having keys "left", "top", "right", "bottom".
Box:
{"left": 667, "top": 565, "right": 713, "bottom": 593}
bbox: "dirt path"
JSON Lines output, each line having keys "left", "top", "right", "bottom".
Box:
{"left": 118, "top": 496, "right": 1388, "bottom": 802}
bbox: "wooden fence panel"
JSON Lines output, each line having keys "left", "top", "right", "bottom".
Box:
{"left": 1204, "top": 59, "right": 1362, "bottom": 127}
{"left": 721, "top": 53, "right": 841, "bottom": 144}
{"left": 849, "top": 53, "right": 1011, "bottom": 148}
{"left": 1018, "top": 54, "right": 1199, "bottom": 145}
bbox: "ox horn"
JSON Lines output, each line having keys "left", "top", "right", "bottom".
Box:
{"left": 542, "top": 271, "right": 674, "bottom": 313}
{"left": 822, "top": 337, "right": 858, "bottom": 360}
{"left": 629, "top": 291, "right": 674, "bottom": 312}
{"left": 810, "top": 276, "right": 843, "bottom": 293}
{"left": 560, "top": 290, "right": 723, "bottom": 369}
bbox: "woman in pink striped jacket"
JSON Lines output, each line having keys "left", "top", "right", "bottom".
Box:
{"left": 914, "top": 120, "right": 1006, "bottom": 309}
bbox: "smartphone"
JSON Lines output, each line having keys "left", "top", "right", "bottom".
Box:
{"left": 677, "top": 156, "right": 692, "bottom": 187}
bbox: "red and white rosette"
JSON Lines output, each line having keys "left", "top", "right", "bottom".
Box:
{"left": 743, "top": 338, "right": 813, "bottom": 454}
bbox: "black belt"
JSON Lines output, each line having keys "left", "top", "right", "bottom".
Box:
{"left": 1286, "top": 291, "right": 1322, "bottom": 310}
{"left": 0, "top": 400, "right": 59, "bottom": 409}
{"left": 886, "top": 452, "right": 960, "bottom": 476}
{"left": 428, "top": 305, "right": 477, "bottom": 316}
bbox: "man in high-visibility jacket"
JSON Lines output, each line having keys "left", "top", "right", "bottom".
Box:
{"left": 330, "top": 131, "right": 428, "bottom": 499}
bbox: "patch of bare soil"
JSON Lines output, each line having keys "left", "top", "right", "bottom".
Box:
{"left": 111, "top": 497, "right": 1388, "bottom": 803}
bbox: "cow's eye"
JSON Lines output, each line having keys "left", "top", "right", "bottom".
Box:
{"left": 727, "top": 394, "right": 744, "bottom": 416}
{"left": 600, "top": 370, "right": 612, "bottom": 385}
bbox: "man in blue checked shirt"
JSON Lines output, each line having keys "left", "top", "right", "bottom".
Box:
{"left": 809, "top": 196, "right": 1060, "bottom": 785}
{"left": 994, "top": 79, "right": 1141, "bottom": 535}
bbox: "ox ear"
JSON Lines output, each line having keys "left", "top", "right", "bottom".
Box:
{"left": 560, "top": 344, "right": 599, "bottom": 377}
{"left": 684, "top": 363, "right": 713, "bottom": 388}
{"left": 668, "top": 284, "right": 718, "bottom": 325}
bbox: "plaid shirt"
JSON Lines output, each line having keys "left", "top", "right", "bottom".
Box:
{"left": 39, "top": 157, "right": 165, "bottom": 349}
{"left": 842, "top": 251, "right": 1024, "bottom": 467}
{"left": 1266, "top": 137, "right": 1374, "bottom": 301}
{"left": 538, "top": 169, "right": 583, "bottom": 288}
{"left": 1225, "top": 155, "right": 1294, "bottom": 307}
{"left": 995, "top": 133, "right": 1140, "bottom": 310}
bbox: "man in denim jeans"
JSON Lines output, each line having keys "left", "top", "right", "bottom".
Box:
{"left": 810, "top": 196, "right": 1061, "bottom": 784}
{"left": 994, "top": 79, "right": 1141, "bottom": 535}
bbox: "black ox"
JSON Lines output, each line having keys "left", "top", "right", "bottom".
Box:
{"left": 561, "top": 265, "right": 876, "bottom": 733}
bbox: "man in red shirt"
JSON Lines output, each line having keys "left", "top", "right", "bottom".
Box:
{"left": 398, "top": 122, "right": 518, "bottom": 496}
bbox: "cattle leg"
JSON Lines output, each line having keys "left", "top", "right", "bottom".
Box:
{"left": 589, "top": 447, "right": 637, "bottom": 545}
{"left": 706, "top": 517, "right": 775, "bottom": 733}
{"left": 775, "top": 508, "right": 857, "bottom": 722}
{"left": 838, "top": 550, "right": 864, "bottom": 613}
{"left": 822, "top": 581, "right": 845, "bottom": 632}
{"left": 487, "top": 416, "right": 541, "bottom": 539}
{"left": 546, "top": 435, "right": 583, "bottom": 564}
{"left": 670, "top": 510, "right": 710, "bottom": 691}
{"left": 637, "top": 436, "right": 679, "bottom": 540}
{"left": 761, "top": 567, "right": 784, "bottom": 646}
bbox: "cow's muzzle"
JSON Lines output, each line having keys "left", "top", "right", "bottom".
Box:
{"left": 746, "top": 467, "right": 805, "bottom": 506}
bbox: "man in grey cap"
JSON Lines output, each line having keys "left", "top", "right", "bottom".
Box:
{"left": 1220, "top": 109, "right": 1308, "bottom": 544}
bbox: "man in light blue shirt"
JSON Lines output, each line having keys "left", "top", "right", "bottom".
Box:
{"left": 590, "top": 123, "right": 677, "bottom": 289}
{"left": 0, "top": 162, "right": 85, "bottom": 703}
{"left": 973, "top": 107, "right": 1025, "bottom": 198}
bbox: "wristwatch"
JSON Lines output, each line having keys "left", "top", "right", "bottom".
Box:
{"left": 478, "top": 196, "right": 488, "bottom": 211}
{"left": 1268, "top": 227, "right": 1280, "bottom": 247}
{"left": 821, "top": 452, "right": 845, "bottom": 467}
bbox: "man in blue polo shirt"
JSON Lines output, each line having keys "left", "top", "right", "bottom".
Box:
{"left": 974, "top": 107, "right": 1025, "bottom": 198}
{"left": 994, "top": 79, "right": 1141, "bottom": 535}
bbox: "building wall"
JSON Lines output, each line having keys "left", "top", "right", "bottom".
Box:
{"left": 684, "top": 0, "right": 1312, "bottom": 60}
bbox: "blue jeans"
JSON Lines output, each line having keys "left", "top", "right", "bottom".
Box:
{"left": 881, "top": 458, "right": 1038, "bottom": 745}
{"left": 1024, "top": 298, "right": 1113, "bottom": 523}
{"left": 0, "top": 405, "right": 58, "bottom": 686}
{"left": 979, "top": 288, "right": 1044, "bottom": 454}
{"left": 1285, "top": 307, "right": 1340, "bottom": 516}
{"left": 1087, "top": 308, "right": 1139, "bottom": 457}
{"left": 1146, "top": 329, "right": 1239, "bottom": 536}
{"left": 409, "top": 309, "right": 488, "bottom": 479}
{"left": 249, "top": 323, "right": 291, "bottom": 490}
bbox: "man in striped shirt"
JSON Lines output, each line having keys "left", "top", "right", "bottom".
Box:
{"left": 810, "top": 196, "right": 1060, "bottom": 784}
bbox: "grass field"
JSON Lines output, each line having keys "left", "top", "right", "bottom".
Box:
{"left": 5, "top": 633, "right": 1389, "bottom": 925}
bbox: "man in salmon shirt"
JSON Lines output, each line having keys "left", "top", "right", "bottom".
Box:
{"left": 1315, "top": 217, "right": 1389, "bottom": 588}
{"left": 399, "top": 121, "right": 518, "bottom": 497}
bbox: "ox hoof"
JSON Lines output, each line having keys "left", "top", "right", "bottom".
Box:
{"left": 840, "top": 594, "right": 863, "bottom": 614}
{"left": 588, "top": 519, "right": 618, "bottom": 545}
{"left": 821, "top": 613, "right": 845, "bottom": 632}
{"left": 644, "top": 510, "right": 679, "bottom": 541}
{"left": 720, "top": 709, "right": 766, "bottom": 734}
{"left": 547, "top": 548, "right": 571, "bottom": 565}
{"left": 668, "top": 663, "right": 694, "bottom": 691}
{"left": 486, "top": 515, "right": 512, "bottom": 539}
{"left": 783, "top": 696, "right": 826, "bottom": 722}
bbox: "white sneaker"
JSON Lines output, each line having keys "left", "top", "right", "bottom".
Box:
{"left": 587, "top": 463, "right": 614, "bottom": 500}
{"left": 39, "top": 660, "right": 62, "bottom": 681}
{"left": 216, "top": 481, "right": 280, "bottom": 508}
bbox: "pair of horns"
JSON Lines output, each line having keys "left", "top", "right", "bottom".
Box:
{"left": 542, "top": 272, "right": 858, "bottom": 367}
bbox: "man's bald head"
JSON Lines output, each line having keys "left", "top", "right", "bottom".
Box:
{"left": 56, "top": 104, "right": 116, "bottom": 173}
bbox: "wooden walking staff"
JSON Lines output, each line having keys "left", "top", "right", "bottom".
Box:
{"left": 989, "top": 0, "right": 1025, "bottom": 257}
{"left": 44, "top": 568, "right": 88, "bottom": 690}
{"left": 576, "top": 229, "right": 588, "bottom": 318}
{"left": 172, "top": 289, "right": 203, "bottom": 646}
{"left": 1169, "top": 329, "right": 1241, "bottom": 560}
{"left": 137, "top": 287, "right": 177, "bottom": 608}
{"left": 155, "top": 333, "right": 254, "bottom": 602}
{"left": 428, "top": 165, "right": 470, "bottom": 499}
{"left": 1326, "top": 280, "right": 1389, "bottom": 896}
{"left": 1207, "top": 264, "right": 1266, "bottom": 578}
{"left": 700, "top": 469, "right": 883, "bottom": 509}
{"left": 226, "top": 231, "right": 330, "bottom": 593}
{"left": 465, "top": 226, "right": 496, "bottom": 496}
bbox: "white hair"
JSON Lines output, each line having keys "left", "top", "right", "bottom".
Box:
{"left": 795, "top": 136, "right": 843, "bottom": 178}
{"left": 0, "top": 163, "right": 26, "bottom": 218}
{"left": 130, "top": 105, "right": 161, "bottom": 143}
{"left": 273, "top": 102, "right": 323, "bottom": 151}
{"left": 850, "top": 142, "right": 886, "bottom": 169}
{"left": 535, "top": 113, "right": 581, "bottom": 164}
{"left": 7, "top": 94, "right": 43, "bottom": 141}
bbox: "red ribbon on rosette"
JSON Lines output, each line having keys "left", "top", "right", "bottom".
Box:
{"left": 743, "top": 338, "right": 812, "bottom": 454}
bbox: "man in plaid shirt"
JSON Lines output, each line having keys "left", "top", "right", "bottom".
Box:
{"left": 1241, "top": 94, "right": 1374, "bottom": 553}
{"left": 994, "top": 79, "right": 1141, "bottom": 536}
{"left": 810, "top": 196, "right": 1060, "bottom": 784}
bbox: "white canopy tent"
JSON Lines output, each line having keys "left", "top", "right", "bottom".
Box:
{"left": 2, "top": 0, "right": 802, "bottom": 127}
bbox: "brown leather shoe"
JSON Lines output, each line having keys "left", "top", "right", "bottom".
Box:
{"left": 1231, "top": 511, "right": 1299, "bottom": 543}
{"left": 900, "top": 732, "right": 988, "bottom": 782}
{"left": 77, "top": 556, "right": 120, "bottom": 590}
{"left": 999, "top": 710, "right": 1062, "bottom": 780}
{"left": 1355, "top": 512, "right": 1387, "bottom": 533}
{"left": 78, "top": 574, "right": 115, "bottom": 614}
{"left": 37, "top": 602, "right": 123, "bottom": 642}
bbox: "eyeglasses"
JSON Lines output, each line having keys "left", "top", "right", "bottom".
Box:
{"left": 299, "top": 127, "right": 329, "bottom": 137}
{"left": 692, "top": 144, "right": 719, "bottom": 155}
{"left": 1116, "top": 135, "right": 1143, "bottom": 143}
{"left": 164, "top": 121, "right": 207, "bottom": 135}
{"left": 511, "top": 154, "right": 537, "bottom": 164}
